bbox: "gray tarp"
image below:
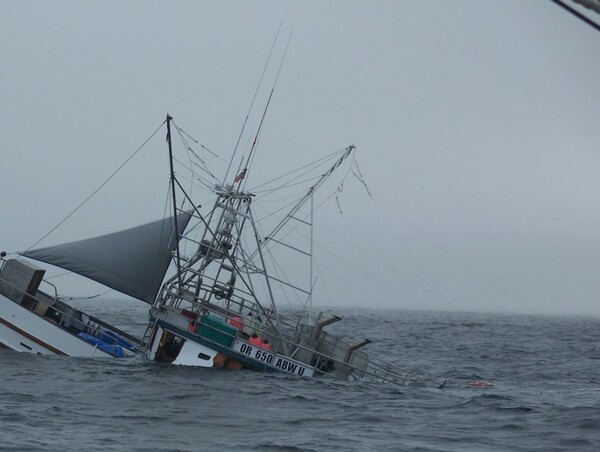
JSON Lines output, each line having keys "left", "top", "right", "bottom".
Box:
{"left": 20, "top": 211, "right": 192, "bottom": 303}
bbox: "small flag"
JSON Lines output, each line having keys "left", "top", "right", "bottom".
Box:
{"left": 234, "top": 168, "right": 247, "bottom": 183}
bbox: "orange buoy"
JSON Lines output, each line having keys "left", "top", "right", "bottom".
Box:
{"left": 248, "top": 334, "right": 262, "bottom": 347}
{"left": 213, "top": 352, "right": 227, "bottom": 369}
{"left": 260, "top": 338, "right": 273, "bottom": 351}
{"left": 225, "top": 358, "right": 244, "bottom": 370}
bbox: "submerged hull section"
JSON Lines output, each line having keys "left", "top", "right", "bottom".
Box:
{"left": 1, "top": 117, "right": 434, "bottom": 387}
{"left": 0, "top": 293, "right": 111, "bottom": 357}
{"left": 0, "top": 258, "right": 142, "bottom": 359}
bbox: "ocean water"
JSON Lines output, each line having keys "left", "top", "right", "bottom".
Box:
{"left": 1, "top": 300, "right": 599, "bottom": 451}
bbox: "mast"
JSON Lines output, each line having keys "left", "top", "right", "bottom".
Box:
{"left": 166, "top": 114, "right": 183, "bottom": 288}
{"left": 308, "top": 188, "right": 314, "bottom": 317}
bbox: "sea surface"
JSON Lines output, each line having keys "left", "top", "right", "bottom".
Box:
{"left": 1, "top": 300, "right": 599, "bottom": 451}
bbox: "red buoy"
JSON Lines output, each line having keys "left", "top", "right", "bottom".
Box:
{"left": 229, "top": 315, "right": 243, "bottom": 330}
{"left": 188, "top": 318, "right": 199, "bottom": 334}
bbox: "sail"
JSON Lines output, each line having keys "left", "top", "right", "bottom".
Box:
{"left": 20, "top": 211, "right": 192, "bottom": 303}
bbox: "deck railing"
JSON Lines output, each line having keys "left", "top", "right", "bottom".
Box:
{"left": 151, "top": 283, "right": 428, "bottom": 383}
{"left": 0, "top": 275, "right": 141, "bottom": 354}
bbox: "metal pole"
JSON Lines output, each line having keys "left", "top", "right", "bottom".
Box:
{"left": 309, "top": 188, "right": 314, "bottom": 317}
{"left": 550, "top": 0, "right": 600, "bottom": 32}
{"left": 166, "top": 114, "right": 183, "bottom": 288}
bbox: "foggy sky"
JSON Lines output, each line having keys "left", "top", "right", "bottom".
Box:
{"left": 2, "top": 1, "right": 600, "bottom": 316}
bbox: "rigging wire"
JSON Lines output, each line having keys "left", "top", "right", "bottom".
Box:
{"left": 306, "top": 162, "right": 479, "bottom": 312}
{"left": 167, "top": 132, "right": 216, "bottom": 193}
{"left": 25, "top": 119, "right": 166, "bottom": 252}
{"left": 244, "top": 140, "right": 522, "bottom": 309}
{"left": 252, "top": 145, "right": 355, "bottom": 248}
{"left": 173, "top": 119, "right": 219, "bottom": 181}
{"left": 372, "top": 192, "right": 533, "bottom": 313}
{"left": 254, "top": 193, "right": 309, "bottom": 224}
{"left": 240, "top": 24, "right": 295, "bottom": 191}
{"left": 264, "top": 246, "right": 304, "bottom": 309}
{"left": 177, "top": 126, "right": 223, "bottom": 161}
{"left": 249, "top": 146, "right": 350, "bottom": 192}
{"left": 255, "top": 154, "right": 355, "bottom": 259}
{"left": 255, "top": 177, "right": 442, "bottom": 312}
{"left": 200, "top": 144, "right": 222, "bottom": 161}
{"left": 341, "top": 202, "right": 458, "bottom": 309}
{"left": 245, "top": 198, "right": 309, "bottom": 311}
{"left": 171, "top": 156, "right": 216, "bottom": 192}
{"left": 224, "top": 21, "right": 283, "bottom": 183}
{"left": 335, "top": 156, "right": 457, "bottom": 309}
{"left": 249, "top": 155, "right": 451, "bottom": 311}
{"left": 313, "top": 255, "right": 436, "bottom": 311}
{"left": 335, "top": 182, "right": 344, "bottom": 215}
{"left": 254, "top": 175, "right": 323, "bottom": 196}
{"left": 351, "top": 158, "right": 373, "bottom": 198}
{"left": 58, "top": 288, "right": 115, "bottom": 301}
{"left": 251, "top": 155, "right": 349, "bottom": 218}
{"left": 271, "top": 150, "right": 531, "bottom": 313}
{"left": 275, "top": 198, "right": 443, "bottom": 311}
{"left": 179, "top": 127, "right": 197, "bottom": 198}
{"left": 250, "top": 148, "right": 355, "bottom": 230}
{"left": 255, "top": 185, "right": 319, "bottom": 204}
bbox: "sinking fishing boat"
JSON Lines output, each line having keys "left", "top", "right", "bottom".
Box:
{"left": 1, "top": 112, "right": 433, "bottom": 386}
{"left": 137, "top": 115, "right": 422, "bottom": 384}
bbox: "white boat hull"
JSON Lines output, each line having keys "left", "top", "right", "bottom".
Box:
{"left": 146, "top": 312, "right": 316, "bottom": 377}
{"left": 0, "top": 293, "right": 112, "bottom": 357}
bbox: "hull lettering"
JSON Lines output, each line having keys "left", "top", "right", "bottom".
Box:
{"left": 233, "top": 340, "right": 314, "bottom": 377}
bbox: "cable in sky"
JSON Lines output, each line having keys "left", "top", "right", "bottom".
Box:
{"left": 25, "top": 119, "right": 166, "bottom": 252}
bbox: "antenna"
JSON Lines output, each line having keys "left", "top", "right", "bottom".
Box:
{"left": 224, "top": 22, "right": 283, "bottom": 184}
{"left": 239, "top": 26, "right": 295, "bottom": 190}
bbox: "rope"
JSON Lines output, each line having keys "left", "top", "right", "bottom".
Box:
{"left": 25, "top": 119, "right": 166, "bottom": 252}
{"left": 58, "top": 288, "right": 114, "bottom": 301}
{"left": 250, "top": 147, "right": 349, "bottom": 193}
